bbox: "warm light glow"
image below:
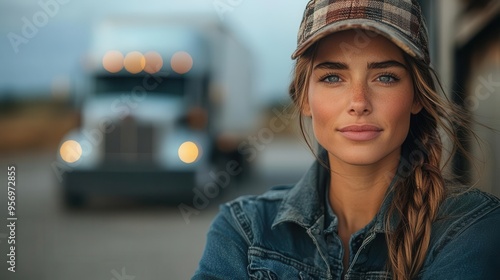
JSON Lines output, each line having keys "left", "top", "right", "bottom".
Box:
{"left": 144, "top": 51, "right": 163, "bottom": 74}
{"left": 178, "top": 141, "right": 199, "bottom": 164}
{"left": 171, "top": 51, "right": 193, "bottom": 74}
{"left": 102, "top": 50, "right": 124, "bottom": 73}
{"left": 124, "top": 51, "right": 146, "bottom": 74}
{"left": 60, "top": 140, "right": 82, "bottom": 163}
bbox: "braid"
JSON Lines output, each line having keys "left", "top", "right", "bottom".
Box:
{"left": 387, "top": 130, "right": 445, "bottom": 279}
{"left": 386, "top": 56, "right": 453, "bottom": 279}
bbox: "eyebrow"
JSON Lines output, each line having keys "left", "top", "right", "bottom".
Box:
{"left": 313, "top": 60, "right": 407, "bottom": 70}
{"left": 313, "top": 62, "right": 348, "bottom": 70}
{"left": 368, "top": 60, "right": 407, "bottom": 70}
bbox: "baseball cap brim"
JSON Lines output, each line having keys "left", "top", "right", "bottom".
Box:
{"left": 291, "top": 18, "right": 426, "bottom": 61}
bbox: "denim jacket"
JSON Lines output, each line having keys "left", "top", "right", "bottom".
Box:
{"left": 193, "top": 151, "right": 500, "bottom": 279}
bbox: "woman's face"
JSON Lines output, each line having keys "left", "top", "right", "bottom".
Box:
{"left": 304, "top": 29, "right": 422, "bottom": 167}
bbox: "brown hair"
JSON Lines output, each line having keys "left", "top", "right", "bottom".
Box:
{"left": 289, "top": 42, "right": 474, "bottom": 280}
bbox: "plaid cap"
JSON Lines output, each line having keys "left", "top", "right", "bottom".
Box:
{"left": 292, "top": 0, "right": 430, "bottom": 64}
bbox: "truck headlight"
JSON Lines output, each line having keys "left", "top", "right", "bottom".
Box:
{"left": 60, "top": 140, "right": 83, "bottom": 163}
{"left": 178, "top": 141, "right": 199, "bottom": 164}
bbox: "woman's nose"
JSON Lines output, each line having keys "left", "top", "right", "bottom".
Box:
{"left": 348, "top": 82, "right": 372, "bottom": 115}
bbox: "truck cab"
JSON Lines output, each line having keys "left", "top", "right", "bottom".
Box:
{"left": 56, "top": 16, "right": 255, "bottom": 206}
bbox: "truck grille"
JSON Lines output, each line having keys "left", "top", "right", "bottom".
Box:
{"left": 104, "top": 117, "right": 154, "bottom": 163}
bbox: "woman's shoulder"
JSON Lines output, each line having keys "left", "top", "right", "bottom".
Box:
{"left": 429, "top": 184, "right": 500, "bottom": 254}
{"left": 209, "top": 185, "right": 296, "bottom": 246}
{"left": 440, "top": 184, "right": 500, "bottom": 217}
{"left": 220, "top": 185, "right": 293, "bottom": 224}
{"left": 221, "top": 184, "right": 294, "bottom": 215}
{"left": 421, "top": 186, "right": 500, "bottom": 277}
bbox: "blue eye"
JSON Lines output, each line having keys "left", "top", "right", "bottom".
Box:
{"left": 322, "top": 75, "right": 341, "bottom": 83}
{"left": 377, "top": 74, "right": 399, "bottom": 84}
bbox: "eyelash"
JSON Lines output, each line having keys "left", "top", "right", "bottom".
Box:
{"left": 318, "top": 72, "right": 341, "bottom": 84}
{"left": 318, "top": 72, "right": 401, "bottom": 84}
{"left": 377, "top": 72, "right": 401, "bottom": 84}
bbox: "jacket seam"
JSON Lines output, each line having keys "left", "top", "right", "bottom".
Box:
{"left": 228, "top": 201, "right": 254, "bottom": 245}
{"left": 247, "top": 246, "right": 329, "bottom": 278}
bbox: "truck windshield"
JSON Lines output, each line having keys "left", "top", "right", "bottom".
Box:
{"left": 94, "top": 74, "right": 185, "bottom": 97}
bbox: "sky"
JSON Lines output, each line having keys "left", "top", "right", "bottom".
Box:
{"left": 0, "top": 0, "right": 307, "bottom": 104}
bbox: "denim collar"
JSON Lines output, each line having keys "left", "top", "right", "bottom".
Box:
{"left": 272, "top": 146, "right": 402, "bottom": 233}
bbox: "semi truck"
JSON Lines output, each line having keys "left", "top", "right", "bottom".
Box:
{"left": 55, "top": 15, "right": 256, "bottom": 206}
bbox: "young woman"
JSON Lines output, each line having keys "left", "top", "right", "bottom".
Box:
{"left": 193, "top": 0, "right": 500, "bottom": 279}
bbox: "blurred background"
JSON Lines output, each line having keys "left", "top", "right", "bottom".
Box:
{"left": 0, "top": 0, "right": 499, "bottom": 279}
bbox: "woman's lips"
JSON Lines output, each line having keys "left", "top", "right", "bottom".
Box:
{"left": 338, "top": 125, "right": 383, "bottom": 141}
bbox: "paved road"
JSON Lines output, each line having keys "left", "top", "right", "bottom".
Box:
{"left": 0, "top": 137, "right": 313, "bottom": 280}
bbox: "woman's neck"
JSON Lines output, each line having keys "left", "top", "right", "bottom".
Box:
{"left": 327, "top": 150, "right": 400, "bottom": 235}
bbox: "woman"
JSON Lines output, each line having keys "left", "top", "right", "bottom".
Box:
{"left": 193, "top": 0, "right": 500, "bottom": 279}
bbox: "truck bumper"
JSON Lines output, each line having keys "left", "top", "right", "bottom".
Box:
{"left": 62, "top": 165, "right": 196, "bottom": 203}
